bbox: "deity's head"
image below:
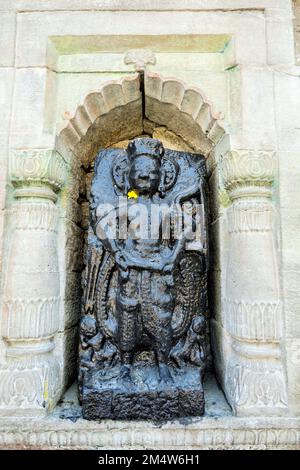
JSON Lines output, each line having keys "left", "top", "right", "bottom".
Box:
{"left": 126, "top": 138, "right": 164, "bottom": 195}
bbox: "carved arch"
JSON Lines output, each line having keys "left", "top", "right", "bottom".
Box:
{"left": 56, "top": 72, "right": 226, "bottom": 167}
{"left": 54, "top": 71, "right": 230, "bottom": 412}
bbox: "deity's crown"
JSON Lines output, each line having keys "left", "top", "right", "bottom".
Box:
{"left": 126, "top": 138, "right": 164, "bottom": 162}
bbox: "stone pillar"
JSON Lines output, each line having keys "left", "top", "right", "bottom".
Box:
{"left": 221, "top": 149, "right": 288, "bottom": 416}
{"left": 0, "top": 149, "right": 65, "bottom": 416}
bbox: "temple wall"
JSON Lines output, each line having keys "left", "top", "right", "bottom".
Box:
{"left": 0, "top": 0, "right": 300, "bottom": 448}
{"left": 294, "top": 0, "right": 300, "bottom": 64}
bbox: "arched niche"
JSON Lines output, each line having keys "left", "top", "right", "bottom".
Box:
{"left": 56, "top": 72, "right": 226, "bottom": 165}
{"left": 55, "top": 71, "right": 229, "bottom": 395}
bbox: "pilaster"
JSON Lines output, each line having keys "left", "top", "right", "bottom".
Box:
{"left": 221, "top": 149, "right": 287, "bottom": 415}
{"left": 0, "top": 149, "right": 66, "bottom": 416}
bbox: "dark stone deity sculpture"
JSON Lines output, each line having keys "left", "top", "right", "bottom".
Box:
{"left": 79, "top": 138, "right": 209, "bottom": 421}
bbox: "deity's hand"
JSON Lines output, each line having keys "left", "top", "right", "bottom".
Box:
{"left": 115, "top": 250, "right": 129, "bottom": 272}
{"left": 162, "top": 258, "right": 175, "bottom": 273}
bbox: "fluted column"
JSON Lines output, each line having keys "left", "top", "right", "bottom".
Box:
{"left": 0, "top": 149, "right": 66, "bottom": 416}
{"left": 221, "top": 150, "right": 287, "bottom": 416}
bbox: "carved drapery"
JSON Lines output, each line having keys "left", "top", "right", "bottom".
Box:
{"left": 0, "top": 149, "right": 66, "bottom": 415}
{"left": 221, "top": 150, "right": 287, "bottom": 415}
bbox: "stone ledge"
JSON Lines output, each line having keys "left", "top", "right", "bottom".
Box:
{"left": 1, "top": 414, "right": 300, "bottom": 450}
{"left": 0, "top": 1, "right": 292, "bottom": 13}
{"left": 0, "top": 379, "right": 300, "bottom": 449}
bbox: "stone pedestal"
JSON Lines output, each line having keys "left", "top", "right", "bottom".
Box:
{"left": 82, "top": 365, "right": 204, "bottom": 421}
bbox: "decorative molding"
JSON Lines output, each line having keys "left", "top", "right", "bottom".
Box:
{"left": 0, "top": 418, "right": 300, "bottom": 449}
{"left": 10, "top": 149, "right": 66, "bottom": 200}
{"left": 124, "top": 48, "right": 156, "bottom": 71}
{"left": 221, "top": 150, "right": 276, "bottom": 199}
{"left": 5, "top": 340, "right": 55, "bottom": 357}
{"left": 231, "top": 340, "right": 281, "bottom": 360}
{"left": 227, "top": 201, "right": 273, "bottom": 233}
{"left": 226, "top": 356, "right": 288, "bottom": 412}
{"left": 9, "top": 203, "right": 59, "bottom": 232}
{"left": 225, "top": 299, "right": 283, "bottom": 342}
{"left": 2, "top": 296, "right": 60, "bottom": 341}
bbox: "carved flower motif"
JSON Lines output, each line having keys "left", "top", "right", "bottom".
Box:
{"left": 124, "top": 48, "right": 156, "bottom": 71}
{"left": 221, "top": 150, "right": 275, "bottom": 195}
{"left": 10, "top": 149, "right": 66, "bottom": 191}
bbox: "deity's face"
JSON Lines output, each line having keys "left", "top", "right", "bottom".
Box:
{"left": 128, "top": 155, "right": 160, "bottom": 195}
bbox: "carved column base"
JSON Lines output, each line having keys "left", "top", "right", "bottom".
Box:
{"left": 226, "top": 340, "right": 288, "bottom": 416}
{"left": 0, "top": 355, "right": 62, "bottom": 416}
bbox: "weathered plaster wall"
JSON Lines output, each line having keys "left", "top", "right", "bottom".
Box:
{"left": 0, "top": 0, "right": 300, "bottom": 448}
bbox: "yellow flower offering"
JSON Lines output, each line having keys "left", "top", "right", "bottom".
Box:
{"left": 127, "top": 189, "right": 139, "bottom": 199}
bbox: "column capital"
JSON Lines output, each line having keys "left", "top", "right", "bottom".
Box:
{"left": 221, "top": 149, "right": 276, "bottom": 200}
{"left": 9, "top": 149, "right": 66, "bottom": 202}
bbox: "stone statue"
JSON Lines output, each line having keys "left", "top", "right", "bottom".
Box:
{"left": 79, "top": 138, "right": 209, "bottom": 421}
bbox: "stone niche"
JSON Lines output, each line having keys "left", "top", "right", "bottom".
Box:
{"left": 0, "top": 0, "right": 300, "bottom": 450}
{"left": 56, "top": 71, "right": 287, "bottom": 419}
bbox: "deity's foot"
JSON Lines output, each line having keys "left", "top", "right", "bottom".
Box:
{"left": 158, "top": 364, "right": 174, "bottom": 385}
